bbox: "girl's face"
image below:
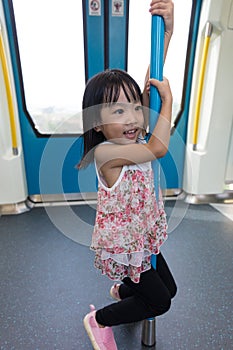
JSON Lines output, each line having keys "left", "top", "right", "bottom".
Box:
{"left": 97, "top": 88, "right": 144, "bottom": 144}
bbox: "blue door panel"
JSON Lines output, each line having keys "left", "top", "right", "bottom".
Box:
{"left": 108, "top": 0, "right": 128, "bottom": 69}
{"left": 160, "top": 132, "right": 185, "bottom": 189}
{"left": 83, "top": 0, "right": 105, "bottom": 79}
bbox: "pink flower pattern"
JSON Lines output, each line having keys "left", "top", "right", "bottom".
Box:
{"left": 91, "top": 166, "right": 168, "bottom": 283}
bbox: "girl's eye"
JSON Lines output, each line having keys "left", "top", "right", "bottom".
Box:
{"left": 113, "top": 108, "right": 124, "bottom": 115}
{"left": 135, "top": 105, "right": 143, "bottom": 111}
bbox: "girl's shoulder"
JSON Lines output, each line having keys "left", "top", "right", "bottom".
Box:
{"left": 94, "top": 140, "right": 114, "bottom": 154}
{"left": 95, "top": 161, "right": 151, "bottom": 192}
{"left": 94, "top": 139, "right": 151, "bottom": 171}
{"left": 94, "top": 136, "right": 152, "bottom": 189}
{"left": 94, "top": 144, "right": 152, "bottom": 192}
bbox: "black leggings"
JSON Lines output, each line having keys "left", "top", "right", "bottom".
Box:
{"left": 96, "top": 253, "right": 177, "bottom": 327}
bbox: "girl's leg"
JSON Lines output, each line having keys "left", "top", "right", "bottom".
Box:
{"left": 117, "top": 283, "right": 133, "bottom": 299}
{"left": 97, "top": 259, "right": 175, "bottom": 327}
{"left": 156, "top": 253, "right": 177, "bottom": 299}
{"left": 118, "top": 253, "right": 177, "bottom": 300}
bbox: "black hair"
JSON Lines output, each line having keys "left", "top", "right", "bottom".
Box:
{"left": 78, "top": 68, "right": 142, "bottom": 168}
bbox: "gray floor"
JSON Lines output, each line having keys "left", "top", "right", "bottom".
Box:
{"left": 0, "top": 200, "right": 232, "bottom": 350}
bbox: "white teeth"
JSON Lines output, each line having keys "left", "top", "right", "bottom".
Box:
{"left": 125, "top": 129, "right": 136, "bottom": 134}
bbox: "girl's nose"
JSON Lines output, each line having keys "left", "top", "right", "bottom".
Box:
{"left": 126, "top": 110, "right": 137, "bottom": 125}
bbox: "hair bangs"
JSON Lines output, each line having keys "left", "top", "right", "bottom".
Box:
{"left": 102, "top": 70, "right": 142, "bottom": 105}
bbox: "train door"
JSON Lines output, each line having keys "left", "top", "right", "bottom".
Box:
{"left": 1, "top": 0, "right": 129, "bottom": 209}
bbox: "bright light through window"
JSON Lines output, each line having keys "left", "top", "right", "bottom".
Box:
{"left": 12, "top": 0, "right": 85, "bottom": 134}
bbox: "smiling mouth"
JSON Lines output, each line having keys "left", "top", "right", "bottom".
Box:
{"left": 123, "top": 129, "right": 138, "bottom": 139}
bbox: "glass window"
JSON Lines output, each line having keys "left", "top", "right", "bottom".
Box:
{"left": 12, "top": 0, "right": 85, "bottom": 134}
{"left": 13, "top": 0, "right": 192, "bottom": 134}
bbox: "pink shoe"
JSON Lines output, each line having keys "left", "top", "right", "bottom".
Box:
{"left": 110, "top": 284, "right": 121, "bottom": 301}
{"left": 83, "top": 305, "right": 118, "bottom": 350}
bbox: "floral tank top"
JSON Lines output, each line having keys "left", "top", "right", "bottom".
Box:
{"left": 91, "top": 142, "right": 168, "bottom": 283}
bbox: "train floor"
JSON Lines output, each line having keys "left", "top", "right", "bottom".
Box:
{"left": 0, "top": 200, "right": 232, "bottom": 350}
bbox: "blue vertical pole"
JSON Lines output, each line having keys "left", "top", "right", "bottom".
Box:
{"left": 149, "top": 16, "right": 165, "bottom": 270}
{"left": 141, "top": 15, "right": 165, "bottom": 348}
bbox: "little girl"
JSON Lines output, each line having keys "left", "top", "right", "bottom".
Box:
{"left": 79, "top": 2, "right": 176, "bottom": 349}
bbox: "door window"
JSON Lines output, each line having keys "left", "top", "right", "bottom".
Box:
{"left": 12, "top": 0, "right": 85, "bottom": 134}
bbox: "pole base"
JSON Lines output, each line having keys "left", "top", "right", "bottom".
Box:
{"left": 141, "top": 318, "right": 156, "bottom": 347}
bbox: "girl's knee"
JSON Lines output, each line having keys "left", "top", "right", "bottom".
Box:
{"left": 149, "top": 296, "right": 171, "bottom": 317}
{"left": 158, "top": 298, "right": 171, "bottom": 316}
{"left": 170, "top": 282, "right": 177, "bottom": 299}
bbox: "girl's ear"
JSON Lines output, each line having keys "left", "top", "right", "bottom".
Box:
{"left": 94, "top": 125, "right": 102, "bottom": 132}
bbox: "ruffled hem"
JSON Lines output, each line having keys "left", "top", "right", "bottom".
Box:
{"left": 101, "top": 249, "right": 151, "bottom": 267}
{"left": 94, "top": 253, "right": 153, "bottom": 283}
{"left": 92, "top": 223, "right": 168, "bottom": 283}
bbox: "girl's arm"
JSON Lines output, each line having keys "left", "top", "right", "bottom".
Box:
{"left": 147, "top": 77, "right": 172, "bottom": 157}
